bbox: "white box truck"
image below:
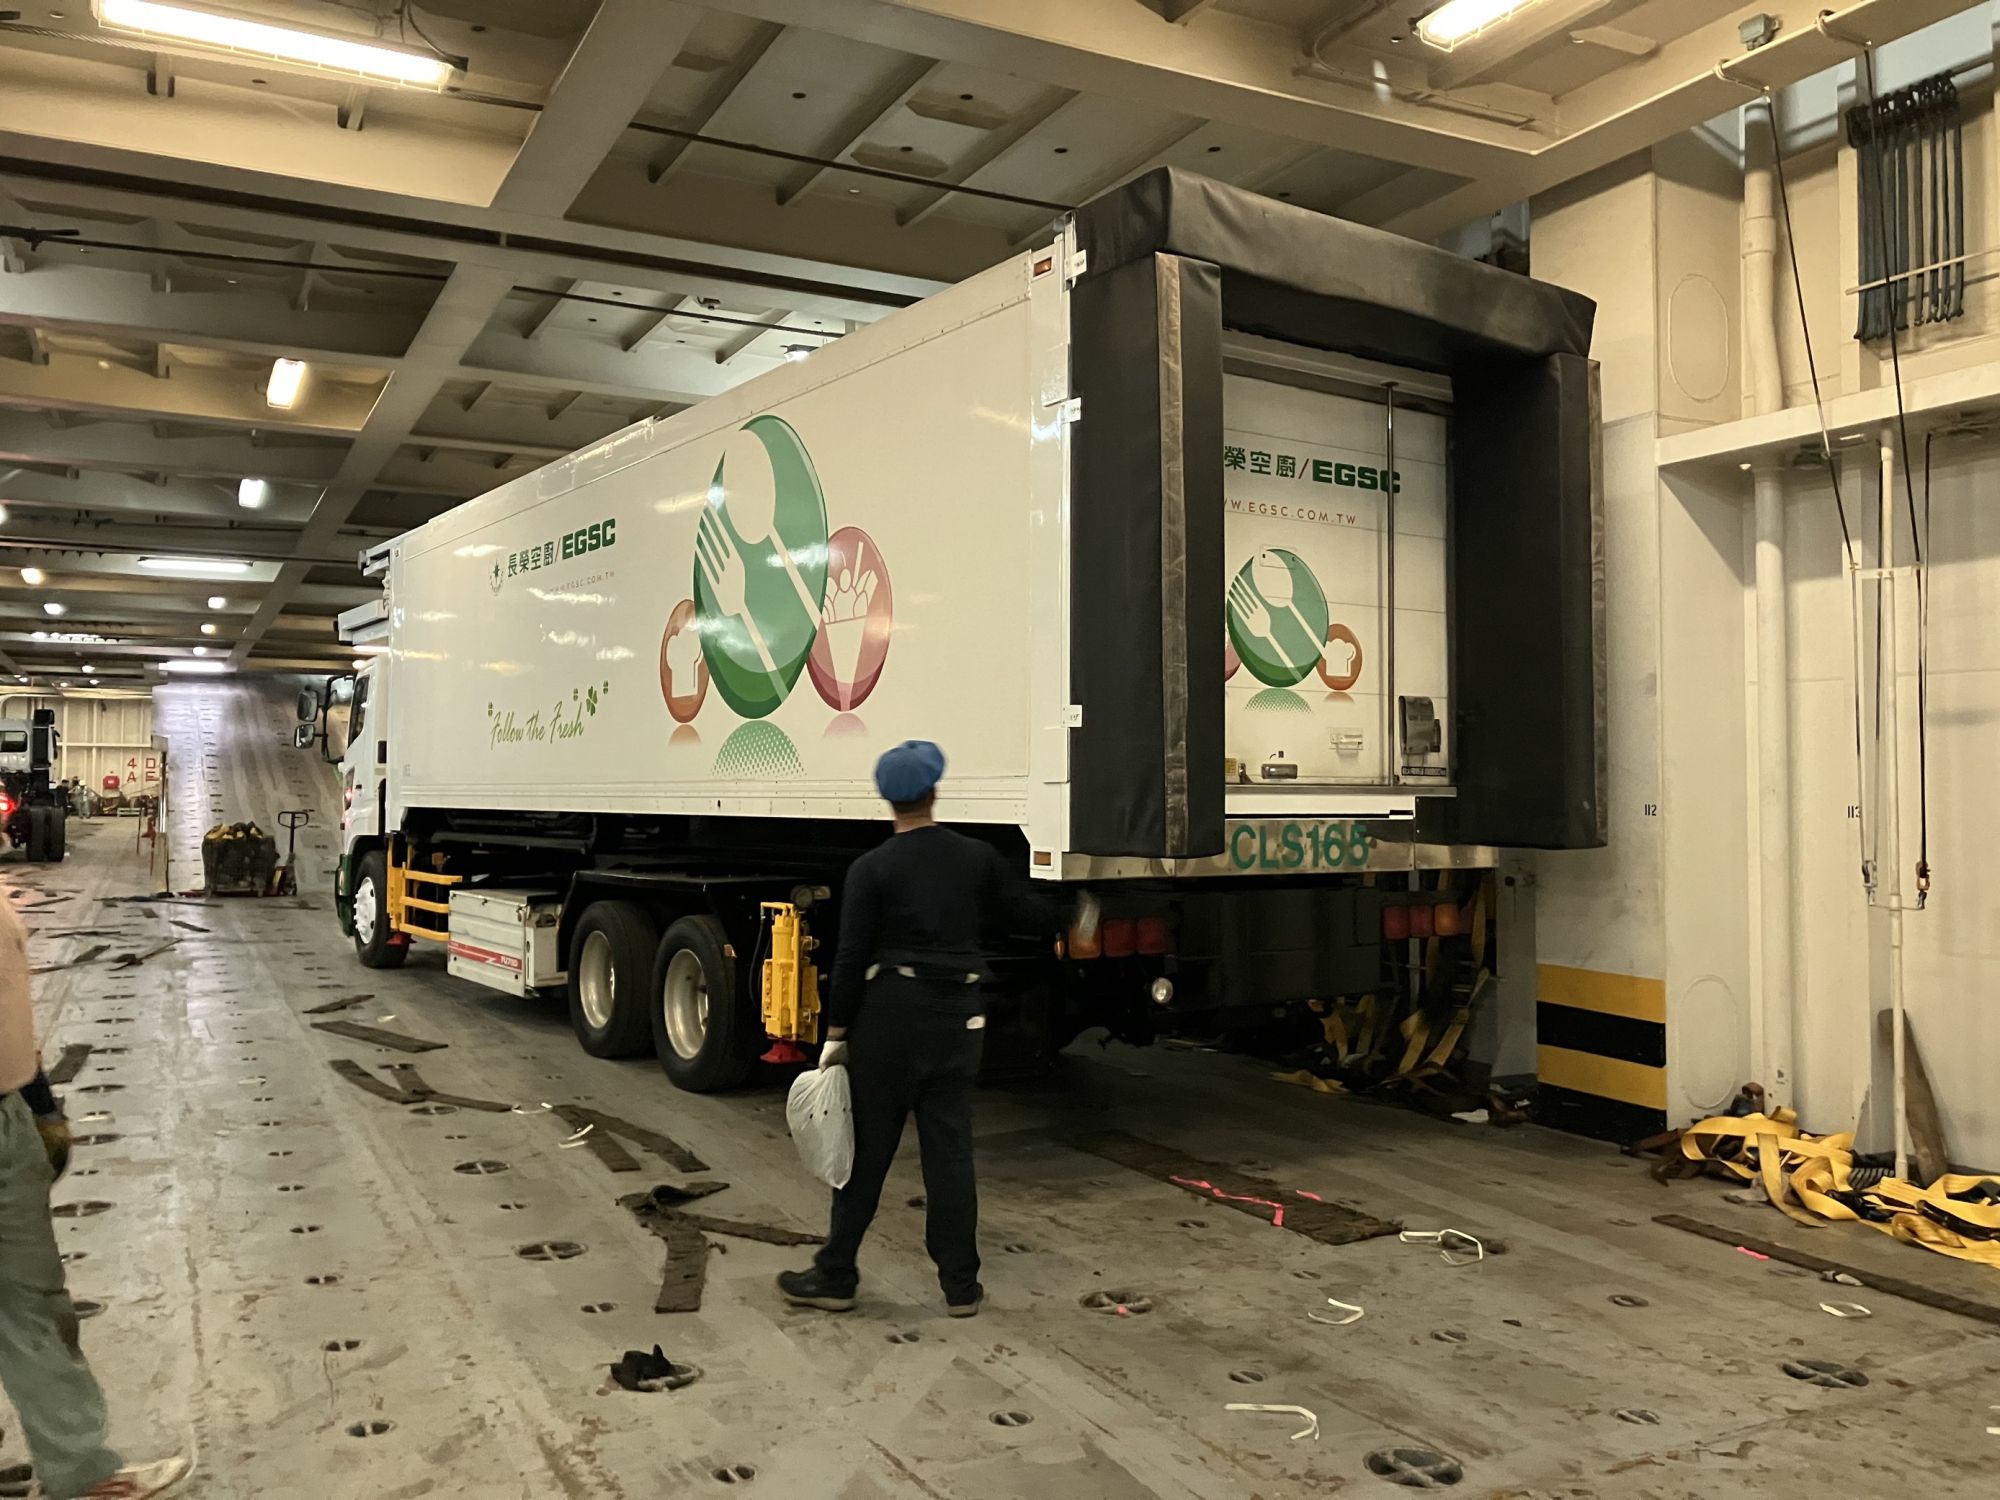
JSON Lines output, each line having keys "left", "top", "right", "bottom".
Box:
{"left": 330, "top": 171, "right": 1604, "bottom": 1092}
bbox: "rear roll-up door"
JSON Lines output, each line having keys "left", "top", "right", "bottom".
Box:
{"left": 1069, "top": 252, "right": 1226, "bottom": 859}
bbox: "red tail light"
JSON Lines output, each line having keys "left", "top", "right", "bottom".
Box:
{"left": 1408, "top": 904, "right": 1436, "bottom": 939}
{"left": 1382, "top": 904, "right": 1409, "bottom": 940}
{"left": 1135, "top": 916, "right": 1171, "bottom": 955}
{"left": 1434, "top": 902, "right": 1463, "bottom": 937}
{"left": 0, "top": 795, "right": 11, "bottom": 818}
{"left": 1099, "top": 918, "right": 1136, "bottom": 958}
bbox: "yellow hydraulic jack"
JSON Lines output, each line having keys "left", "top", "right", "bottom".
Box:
{"left": 758, "top": 901, "right": 823, "bottom": 1064}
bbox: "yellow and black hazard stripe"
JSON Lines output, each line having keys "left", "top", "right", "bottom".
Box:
{"left": 1534, "top": 965, "right": 1666, "bottom": 1144}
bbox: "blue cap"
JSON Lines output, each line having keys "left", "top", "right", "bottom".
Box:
{"left": 874, "top": 740, "right": 945, "bottom": 803}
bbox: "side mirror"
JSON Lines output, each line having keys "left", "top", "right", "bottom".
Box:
{"left": 296, "top": 687, "right": 320, "bottom": 722}
{"left": 291, "top": 723, "right": 317, "bottom": 750}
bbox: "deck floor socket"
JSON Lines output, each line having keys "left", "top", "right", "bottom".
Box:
{"left": 1366, "top": 1448, "right": 1463, "bottom": 1487}
{"left": 1783, "top": 1359, "right": 1868, "bottom": 1389}
{"left": 517, "top": 1241, "right": 586, "bottom": 1261}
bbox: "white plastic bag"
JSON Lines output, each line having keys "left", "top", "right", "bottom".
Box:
{"left": 786, "top": 1065, "right": 854, "bottom": 1189}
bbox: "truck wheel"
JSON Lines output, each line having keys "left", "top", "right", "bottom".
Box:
{"left": 351, "top": 850, "right": 406, "bottom": 970}
{"left": 651, "top": 915, "right": 753, "bottom": 1092}
{"left": 48, "top": 808, "right": 65, "bottom": 861}
{"left": 24, "top": 806, "right": 47, "bottom": 863}
{"left": 567, "top": 902, "right": 659, "bottom": 1058}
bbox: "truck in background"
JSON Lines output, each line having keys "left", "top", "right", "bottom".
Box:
{"left": 326, "top": 170, "right": 1604, "bottom": 1093}
{"left": 0, "top": 709, "right": 68, "bottom": 862}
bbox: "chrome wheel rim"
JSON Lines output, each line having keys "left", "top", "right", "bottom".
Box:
{"left": 354, "top": 875, "right": 379, "bottom": 946}
{"left": 578, "top": 930, "right": 616, "bottom": 1030}
{"left": 663, "top": 949, "right": 709, "bottom": 1061}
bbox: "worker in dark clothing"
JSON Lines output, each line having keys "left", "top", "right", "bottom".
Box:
{"left": 778, "top": 740, "right": 1062, "bottom": 1318}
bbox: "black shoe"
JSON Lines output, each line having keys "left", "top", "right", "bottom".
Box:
{"left": 777, "top": 1267, "right": 856, "bottom": 1312}
{"left": 946, "top": 1283, "right": 984, "bottom": 1318}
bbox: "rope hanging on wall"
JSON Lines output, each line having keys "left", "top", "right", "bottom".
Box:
{"left": 1848, "top": 71, "right": 1966, "bottom": 342}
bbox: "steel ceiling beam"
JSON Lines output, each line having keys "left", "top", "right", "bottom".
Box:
{"left": 647, "top": 22, "right": 787, "bottom": 187}
{"left": 0, "top": 151, "right": 939, "bottom": 317}
{"left": 0, "top": 416, "right": 343, "bottom": 480}
{"left": 494, "top": 1, "right": 707, "bottom": 216}
{"left": 898, "top": 88, "right": 1076, "bottom": 228}
{"left": 0, "top": 467, "right": 313, "bottom": 525}
{"left": 0, "top": 351, "right": 379, "bottom": 437}
{"left": 776, "top": 57, "right": 942, "bottom": 206}
{"left": 0, "top": 263, "right": 425, "bottom": 363}
{"left": 691, "top": 0, "right": 1537, "bottom": 175}
{"left": 1382, "top": 0, "right": 1976, "bottom": 238}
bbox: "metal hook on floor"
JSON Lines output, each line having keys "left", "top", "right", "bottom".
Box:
{"left": 1307, "top": 1297, "right": 1364, "bottom": 1326}
{"left": 1225, "top": 1403, "right": 1320, "bottom": 1442}
{"left": 1400, "top": 1228, "right": 1485, "bottom": 1266}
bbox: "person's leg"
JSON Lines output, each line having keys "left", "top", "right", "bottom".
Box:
{"left": 0, "top": 1095, "right": 122, "bottom": 1498}
{"left": 912, "top": 1013, "right": 983, "bottom": 1308}
{"left": 809, "top": 1019, "right": 912, "bottom": 1295}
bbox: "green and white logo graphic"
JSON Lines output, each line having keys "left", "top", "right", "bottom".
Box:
{"left": 693, "top": 415, "right": 830, "bottom": 719}
{"left": 1226, "top": 549, "right": 1329, "bottom": 687}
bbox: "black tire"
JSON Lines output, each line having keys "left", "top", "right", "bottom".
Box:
{"left": 48, "top": 809, "right": 65, "bottom": 861}
{"left": 351, "top": 849, "right": 405, "bottom": 969}
{"left": 24, "top": 806, "right": 48, "bottom": 863}
{"left": 650, "top": 914, "right": 753, "bottom": 1093}
{"left": 566, "top": 901, "right": 659, "bottom": 1058}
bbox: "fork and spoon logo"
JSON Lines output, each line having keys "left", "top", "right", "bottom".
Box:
{"left": 691, "top": 415, "right": 831, "bottom": 718}
{"left": 1226, "top": 549, "right": 1334, "bottom": 688}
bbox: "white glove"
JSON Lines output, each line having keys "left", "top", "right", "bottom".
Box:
{"left": 818, "top": 1039, "right": 849, "bottom": 1070}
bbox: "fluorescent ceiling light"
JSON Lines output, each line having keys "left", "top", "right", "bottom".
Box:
{"left": 201, "top": 622, "right": 218, "bottom": 636}
{"left": 138, "top": 556, "right": 251, "bottom": 576}
{"left": 782, "top": 345, "right": 812, "bottom": 363}
{"left": 351, "top": 658, "right": 367, "bottom": 671}
{"left": 238, "top": 477, "right": 271, "bottom": 509}
{"left": 93, "top": 1, "right": 452, "bottom": 87}
{"left": 192, "top": 646, "right": 209, "bottom": 656}
{"left": 80, "top": 663, "right": 93, "bottom": 672}
{"left": 353, "top": 643, "right": 388, "bottom": 655}
{"left": 30, "top": 631, "right": 47, "bottom": 641}
{"left": 207, "top": 595, "right": 228, "bottom": 609}
{"left": 264, "top": 358, "right": 307, "bottom": 410}
{"left": 1414, "top": 0, "right": 1550, "bottom": 51}
{"left": 42, "top": 601, "right": 65, "bottom": 617}
{"left": 161, "top": 659, "right": 230, "bottom": 675}
{"left": 19, "top": 567, "right": 44, "bottom": 586}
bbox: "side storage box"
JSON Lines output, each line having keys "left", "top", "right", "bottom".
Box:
{"left": 446, "top": 888, "right": 564, "bottom": 996}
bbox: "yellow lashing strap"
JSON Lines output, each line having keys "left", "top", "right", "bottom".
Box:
{"left": 1680, "top": 1113, "right": 2000, "bottom": 1269}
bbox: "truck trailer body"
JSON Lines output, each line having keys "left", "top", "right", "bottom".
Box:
{"left": 333, "top": 170, "right": 1602, "bottom": 1092}
{"left": 0, "top": 711, "right": 68, "bottom": 862}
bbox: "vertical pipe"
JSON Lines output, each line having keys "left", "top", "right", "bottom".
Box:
{"left": 1878, "top": 430, "right": 1908, "bottom": 1180}
{"left": 1383, "top": 383, "right": 1398, "bottom": 786}
{"left": 1745, "top": 98, "right": 1797, "bottom": 1105}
